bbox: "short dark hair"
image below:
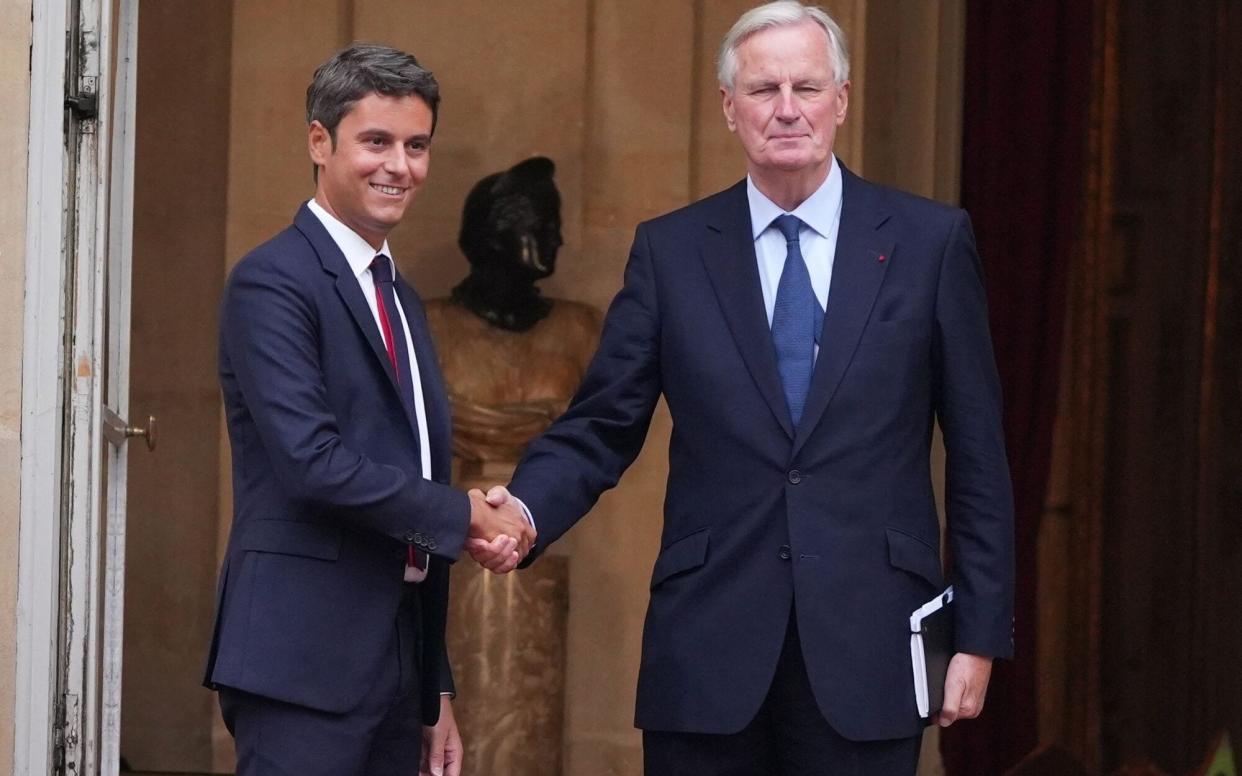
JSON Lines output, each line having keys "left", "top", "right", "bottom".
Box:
{"left": 306, "top": 43, "right": 441, "bottom": 143}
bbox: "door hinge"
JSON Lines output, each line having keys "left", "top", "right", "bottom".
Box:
{"left": 54, "top": 692, "right": 81, "bottom": 775}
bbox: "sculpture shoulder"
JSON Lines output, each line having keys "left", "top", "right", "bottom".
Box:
{"left": 545, "top": 299, "right": 603, "bottom": 340}
{"left": 425, "top": 297, "right": 601, "bottom": 364}
{"left": 424, "top": 297, "right": 601, "bottom": 406}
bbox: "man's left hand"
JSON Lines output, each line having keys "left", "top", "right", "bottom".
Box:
{"left": 933, "top": 652, "right": 993, "bottom": 727}
{"left": 421, "top": 696, "right": 462, "bottom": 776}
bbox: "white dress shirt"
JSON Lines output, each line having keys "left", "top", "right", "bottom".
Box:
{"left": 746, "top": 154, "right": 843, "bottom": 360}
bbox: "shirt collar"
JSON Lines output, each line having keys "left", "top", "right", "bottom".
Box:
{"left": 746, "top": 154, "right": 842, "bottom": 240}
{"left": 306, "top": 198, "right": 393, "bottom": 279}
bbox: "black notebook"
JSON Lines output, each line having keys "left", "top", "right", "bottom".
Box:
{"left": 909, "top": 586, "right": 954, "bottom": 718}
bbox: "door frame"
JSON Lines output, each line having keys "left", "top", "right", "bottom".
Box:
{"left": 15, "top": 0, "right": 74, "bottom": 770}
{"left": 14, "top": 0, "right": 140, "bottom": 773}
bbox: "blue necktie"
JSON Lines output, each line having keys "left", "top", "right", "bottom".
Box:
{"left": 770, "top": 215, "right": 824, "bottom": 427}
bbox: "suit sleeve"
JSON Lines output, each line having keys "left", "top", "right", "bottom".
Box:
{"left": 509, "top": 224, "right": 664, "bottom": 559}
{"left": 933, "top": 210, "right": 1016, "bottom": 659}
{"left": 221, "top": 253, "right": 470, "bottom": 560}
{"left": 439, "top": 643, "right": 456, "bottom": 697}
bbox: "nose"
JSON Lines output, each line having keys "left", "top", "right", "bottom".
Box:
{"left": 381, "top": 145, "right": 407, "bottom": 176}
{"left": 775, "top": 85, "right": 799, "bottom": 121}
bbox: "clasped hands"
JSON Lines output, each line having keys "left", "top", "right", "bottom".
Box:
{"left": 465, "top": 486, "right": 531, "bottom": 574}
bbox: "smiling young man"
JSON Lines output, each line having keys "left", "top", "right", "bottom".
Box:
{"left": 475, "top": 2, "right": 1014, "bottom": 773}
{"left": 204, "top": 44, "right": 533, "bottom": 776}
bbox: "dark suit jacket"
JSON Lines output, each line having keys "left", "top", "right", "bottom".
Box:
{"left": 509, "top": 167, "right": 1014, "bottom": 741}
{"left": 203, "top": 204, "right": 469, "bottom": 724}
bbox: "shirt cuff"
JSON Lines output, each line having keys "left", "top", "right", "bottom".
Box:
{"left": 511, "top": 494, "right": 536, "bottom": 532}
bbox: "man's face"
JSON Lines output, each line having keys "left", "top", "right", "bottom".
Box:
{"left": 309, "top": 92, "right": 433, "bottom": 248}
{"left": 722, "top": 21, "right": 849, "bottom": 180}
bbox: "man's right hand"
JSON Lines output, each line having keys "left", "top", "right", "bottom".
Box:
{"left": 466, "top": 488, "right": 534, "bottom": 571}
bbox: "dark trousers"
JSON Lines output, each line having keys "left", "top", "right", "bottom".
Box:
{"left": 643, "top": 609, "right": 922, "bottom": 776}
{"left": 219, "top": 584, "right": 424, "bottom": 776}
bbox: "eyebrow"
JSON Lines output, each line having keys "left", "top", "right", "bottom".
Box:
{"left": 356, "top": 128, "right": 432, "bottom": 143}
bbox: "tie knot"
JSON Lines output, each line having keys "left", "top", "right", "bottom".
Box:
{"left": 772, "top": 214, "right": 802, "bottom": 243}
{"left": 370, "top": 255, "right": 393, "bottom": 283}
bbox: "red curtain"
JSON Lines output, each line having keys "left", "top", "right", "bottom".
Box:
{"left": 941, "top": 3, "right": 1092, "bottom": 773}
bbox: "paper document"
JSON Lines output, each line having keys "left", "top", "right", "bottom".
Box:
{"left": 910, "top": 586, "right": 954, "bottom": 718}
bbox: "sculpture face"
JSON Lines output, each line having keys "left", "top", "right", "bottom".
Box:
{"left": 453, "top": 156, "right": 563, "bottom": 331}
{"left": 459, "top": 156, "right": 562, "bottom": 282}
{"left": 489, "top": 178, "right": 563, "bottom": 280}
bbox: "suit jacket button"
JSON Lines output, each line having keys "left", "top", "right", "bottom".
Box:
{"left": 428, "top": 539, "right": 438, "bottom": 551}
{"left": 778, "top": 545, "right": 792, "bottom": 561}
{"left": 404, "top": 531, "right": 416, "bottom": 542}
{"left": 787, "top": 470, "right": 801, "bottom": 484}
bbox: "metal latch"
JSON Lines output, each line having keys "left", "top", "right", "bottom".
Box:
{"left": 64, "top": 92, "right": 97, "bottom": 120}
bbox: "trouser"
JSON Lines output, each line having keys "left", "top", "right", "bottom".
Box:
{"left": 219, "top": 583, "right": 424, "bottom": 776}
{"left": 643, "top": 608, "right": 922, "bottom": 776}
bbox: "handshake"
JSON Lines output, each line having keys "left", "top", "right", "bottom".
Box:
{"left": 464, "top": 486, "right": 533, "bottom": 574}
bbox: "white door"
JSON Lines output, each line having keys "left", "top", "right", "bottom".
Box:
{"left": 16, "top": 0, "right": 142, "bottom": 774}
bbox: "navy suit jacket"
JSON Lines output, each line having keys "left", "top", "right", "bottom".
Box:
{"left": 204, "top": 204, "right": 470, "bottom": 724}
{"left": 510, "top": 168, "right": 1014, "bottom": 741}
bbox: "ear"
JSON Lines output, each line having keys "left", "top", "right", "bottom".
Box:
{"left": 308, "top": 120, "right": 332, "bottom": 168}
{"left": 834, "top": 81, "right": 850, "bottom": 126}
{"left": 721, "top": 86, "right": 737, "bottom": 133}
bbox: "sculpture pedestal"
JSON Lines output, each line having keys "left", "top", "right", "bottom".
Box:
{"left": 447, "top": 461, "right": 568, "bottom": 776}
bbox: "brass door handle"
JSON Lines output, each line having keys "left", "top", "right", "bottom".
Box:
{"left": 103, "top": 407, "right": 157, "bottom": 451}
{"left": 127, "top": 415, "right": 157, "bottom": 451}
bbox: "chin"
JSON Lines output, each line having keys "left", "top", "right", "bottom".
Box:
{"left": 370, "top": 207, "right": 407, "bottom": 227}
{"left": 769, "top": 154, "right": 825, "bottom": 172}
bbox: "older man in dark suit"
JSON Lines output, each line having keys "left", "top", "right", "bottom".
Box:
{"left": 477, "top": 2, "right": 1014, "bottom": 773}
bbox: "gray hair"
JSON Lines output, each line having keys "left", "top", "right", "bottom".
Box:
{"left": 306, "top": 43, "right": 441, "bottom": 142}
{"left": 717, "top": 1, "right": 850, "bottom": 91}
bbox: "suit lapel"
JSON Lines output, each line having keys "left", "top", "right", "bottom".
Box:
{"left": 792, "top": 169, "right": 894, "bottom": 457}
{"left": 395, "top": 277, "right": 454, "bottom": 483}
{"left": 294, "top": 205, "right": 404, "bottom": 394}
{"left": 700, "top": 182, "right": 795, "bottom": 440}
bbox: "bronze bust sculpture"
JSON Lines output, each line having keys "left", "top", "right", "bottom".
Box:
{"left": 428, "top": 158, "right": 597, "bottom": 775}
{"left": 426, "top": 157, "right": 602, "bottom": 465}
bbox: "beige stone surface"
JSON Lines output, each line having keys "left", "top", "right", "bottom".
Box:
{"left": 225, "top": 0, "right": 345, "bottom": 272}
{"left": 118, "top": 2, "right": 233, "bottom": 771}
{"left": 0, "top": 1, "right": 32, "bottom": 771}
{"left": 861, "top": 0, "right": 965, "bottom": 203}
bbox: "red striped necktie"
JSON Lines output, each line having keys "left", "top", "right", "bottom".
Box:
{"left": 370, "top": 255, "right": 429, "bottom": 581}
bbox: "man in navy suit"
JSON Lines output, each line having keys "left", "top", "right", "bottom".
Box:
{"left": 204, "top": 45, "right": 533, "bottom": 776}
{"left": 476, "top": 2, "right": 1014, "bottom": 773}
